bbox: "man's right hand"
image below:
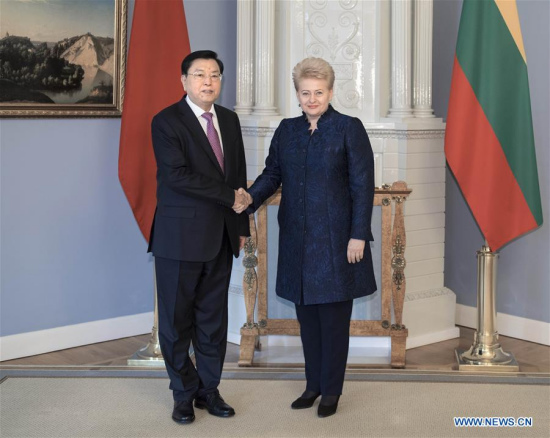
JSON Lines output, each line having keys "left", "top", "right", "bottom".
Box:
{"left": 233, "top": 188, "right": 253, "bottom": 214}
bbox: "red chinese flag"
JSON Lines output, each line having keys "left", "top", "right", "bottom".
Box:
{"left": 119, "top": 0, "right": 191, "bottom": 242}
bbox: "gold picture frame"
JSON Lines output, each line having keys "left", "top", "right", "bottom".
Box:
{"left": 0, "top": 0, "right": 127, "bottom": 118}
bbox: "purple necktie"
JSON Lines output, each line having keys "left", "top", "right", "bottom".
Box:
{"left": 201, "top": 112, "right": 224, "bottom": 173}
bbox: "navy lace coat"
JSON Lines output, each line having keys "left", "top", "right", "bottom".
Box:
{"left": 247, "top": 105, "right": 377, "bottom": 305}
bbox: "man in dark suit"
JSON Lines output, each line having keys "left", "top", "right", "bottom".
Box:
{"left": 149, "top": 50, "right": 250, "bottom": 425}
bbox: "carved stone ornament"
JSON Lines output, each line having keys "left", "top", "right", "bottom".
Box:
{"left": 304, "top": 0, "right": 362, "bottom": 110}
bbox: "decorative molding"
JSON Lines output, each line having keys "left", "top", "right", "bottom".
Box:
{"left": 241, "top": 126, "right": 277, "bottom": 137}
{"left": 229, "top": 285, "right": 244, "bottom": 296}
{"left": 456, "top": 304, "right": 550, "bottom": 346}
{"left": 241, "top": 126, "right": 445, "bottom": 140}
{"left": 367, "top": 129, "right": 445, "bottom": 140}
{"left": 405, "top": 287, "right": 455, "bottom": 302}
{"left": 392, "top": 235, "right": 406, "bottom": 291}
{"left": 0, "top": 312, "right": 153, "bottom": 362}
{"left": 304, "top": 0, "right": 363, "bottom": 111}
{"left": 306, "top": 11, "right": 360, "bottom": 62}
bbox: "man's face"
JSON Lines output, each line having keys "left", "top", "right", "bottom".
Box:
{"left": 181, "top": 58, "right": 222, "bottom": 111}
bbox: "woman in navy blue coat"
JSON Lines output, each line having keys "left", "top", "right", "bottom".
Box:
{"left": 242, "top": 58, "right": 376, "bottom": 417}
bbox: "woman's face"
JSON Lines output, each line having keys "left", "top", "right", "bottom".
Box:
{"left": 296, "top": 78, "right": 333, "bottom": 121}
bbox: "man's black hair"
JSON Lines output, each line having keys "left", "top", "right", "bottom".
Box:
{"left": 181, "top": 50, "right": 224, "bottom": 75}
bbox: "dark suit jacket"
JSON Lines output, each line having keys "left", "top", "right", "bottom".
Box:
{"left": 148, "top": 96, "right": 249, "bottom": 261}
{"left": 247, "top": 105, "right": 376, "bottom": 304}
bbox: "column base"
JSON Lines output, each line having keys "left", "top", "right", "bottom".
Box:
{"left": 234, "top": 105, "right": 253, "bottom": 115}
{"left": 252, "top": 107, "right": 278, "bottom": 116}
{"left": 387, "top": 108, "right": 415, "bottom": 118}
{"left": 456, "top": 348, "right": 519, "bottom": 372}
{"left": 412, "top": 108, "right": 435, "bottom": 118}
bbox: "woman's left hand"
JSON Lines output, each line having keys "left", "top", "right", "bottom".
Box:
{"left": 347, "top": 238, "right": 365, "bottom": 264}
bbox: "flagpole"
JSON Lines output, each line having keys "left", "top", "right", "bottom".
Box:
{"left": 455, "top": 242, "right": 519, "bottom": 371}
{"left": 127, "top": 263, "right": 164, "bottom": 366}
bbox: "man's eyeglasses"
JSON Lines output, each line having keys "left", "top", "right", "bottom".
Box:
{"left": 187, "top": 72, "right": 223, "bottom": 82}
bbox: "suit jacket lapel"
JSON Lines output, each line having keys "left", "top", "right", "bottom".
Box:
{"left": 177, "top": 97, "right": 225, "bottom": 176}
{"left": 216, "top": 104, "right": 235, "bottom": 182}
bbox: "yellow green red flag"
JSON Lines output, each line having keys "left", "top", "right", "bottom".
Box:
{"left": 445, "top": 0, "right": 543, "bottom": 251}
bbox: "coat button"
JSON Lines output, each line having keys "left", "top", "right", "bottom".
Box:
{"left": 300, "top": 182, "right": 303, "bottom": 186}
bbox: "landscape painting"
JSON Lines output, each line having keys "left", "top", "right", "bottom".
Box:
{"left": 0, "top": 0, "right": 127, "bottom": 117}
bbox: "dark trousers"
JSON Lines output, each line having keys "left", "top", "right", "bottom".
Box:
{"left": 295, "top": 300, "right": 354, "bottom": 396}
{"left": 155, "top": 234, "right": 233, "bottom": 402}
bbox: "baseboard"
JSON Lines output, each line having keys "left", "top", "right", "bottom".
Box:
{"left": 406, "top": 327, "right": 460, "bottom": 350}
{"left": 456, "top": 304, "right": 550, "bottom": 346}
{"left": 0, "top": 312, "right": 154, "bottom": 362}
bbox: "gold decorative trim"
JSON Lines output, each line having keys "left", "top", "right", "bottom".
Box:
{"left": 0, "top": 0, "right": 127, "bottom": 118}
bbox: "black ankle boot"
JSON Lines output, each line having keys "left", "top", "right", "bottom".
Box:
{"left": 317, "top": 395, "right": 340, "bottom": 418}
{"left": 291, "top": 390, "right": 320, "bottom": 409}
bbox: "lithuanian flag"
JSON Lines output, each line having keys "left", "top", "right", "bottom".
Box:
{"left": 445, "top": 0, "right": 543, "bottom": 251}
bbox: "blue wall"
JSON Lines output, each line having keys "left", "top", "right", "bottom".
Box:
{"left": 1, "top": 120, "right": 153, "bottom": 336}
{"left": 0, "top": 0, "right": 237, "bottom": 337}
{"left": 2, "top": 0, "right": 547, "bottom": 342}
{"left": 434, "top": 0, "right": 550, "bottom": 323}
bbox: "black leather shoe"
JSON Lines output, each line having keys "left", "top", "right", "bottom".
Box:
{"left": 317, "top": 396, "right": 340, "bottom": 418}
{"left": 172, "top": 400, "right": 195, "bottom": 424}
{"left": 291, "top": 391, "right": 320, "bottom": 409}
{"left": 195, "top": 392, "right": 235, "bottom": 417}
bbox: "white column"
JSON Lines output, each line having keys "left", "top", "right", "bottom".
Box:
{"left": 413, "top": 0, "right": 435, "bottom": 118}
{"left": 234, "top": 0, "right": 255, "bottom": 115}
{"left": 388, "top": 0, "right": 413, "bottom": 118}
{"left": 252, "top": 0, "right": 278, "bottom": 115}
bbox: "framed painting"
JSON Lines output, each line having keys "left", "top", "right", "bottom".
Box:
{"left": 0, "top": 0, "right": 127, "bottom": 118}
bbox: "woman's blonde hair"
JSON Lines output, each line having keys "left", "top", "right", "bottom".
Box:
{"left": 292, "top": 57, "right": 335, "bottom": 91}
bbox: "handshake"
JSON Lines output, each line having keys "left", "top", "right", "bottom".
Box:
{"left": 233, "top": 188, "right": 253, "bottom": 214}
